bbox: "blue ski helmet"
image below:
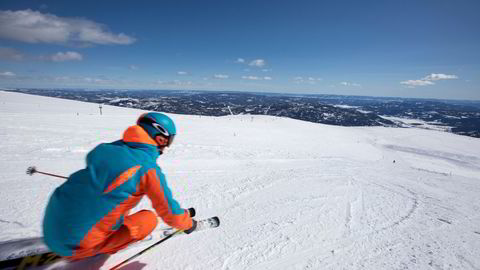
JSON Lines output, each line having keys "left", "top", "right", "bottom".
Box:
{"left": 137, "top": 112, "right": 176, "bottom": 146}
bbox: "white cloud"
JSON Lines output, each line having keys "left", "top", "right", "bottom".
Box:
{"left": 50, "top": 51, "right": 83, "bottom": 62}
{"left": 129, "top": 65, "right": 139, "bottom": 70}
{"left": 401, "top": 73, "right": 458, "bottom": 88}
{"left": 236, "top": 58, "right": 267, "bottom": 68}
{"left": 422, "top": 73, "right": 458, "bottom": 81}
{"left": 241, "top": 75, "right": 272, "bottom": 81}
{"left": 173, "top": 80, "right": 192, "bottom": 85}
{"left": 294, "top": 76, "right": 322, "bottom": 84}
{"left": 213, "top": 74, "right": 229, "bottom": 79}
{"left": 157, "top": 80, "right": 192, "bottom": 86}
{"left": 0, "top": 71, "right": 15, "bottom": 77}
{"left": 84, "top": 77, "right": 111, "bottom": 84}
{"left": 0, "top": 9, "right": 135, "bottom": 45}
{"left": 179, "top": 80, "right": 192, "bottom": 85}
{"left": 242, "top": 75, "right": 261, "bottom": 80}
{"left": 1, "top": 74, "right": 151, "bottom": 87}
{"left": 340, "top": 81, "right": 361, "bottom": 87}
{"left": 177, "top": 71, "right": 188, "bottom": 75}
{"left": 0, "top": 47, "right": 24, "bottom": 61}
{"left": 400, "top": 80, "right": 435, "bottom": 87}
{"left": 249, "top": 59, "right": 266, "bottom": 67}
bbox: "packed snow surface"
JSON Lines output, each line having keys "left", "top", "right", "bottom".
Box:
{"left": 1, "top": 91, "right": 480, "bottom": 269}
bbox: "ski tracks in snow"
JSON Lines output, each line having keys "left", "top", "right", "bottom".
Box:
{"left": 213, "top": 147, "right": 480, "bottom": 270}
{"left": 213, "top": 158, "right": 428, "bottom": 270}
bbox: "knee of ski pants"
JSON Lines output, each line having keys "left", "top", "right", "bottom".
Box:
{"left": 95, "top": 210, "right": 158, "bottom": 256}
{"left": 123, "top": 210, "right": 158, "bottom": 240}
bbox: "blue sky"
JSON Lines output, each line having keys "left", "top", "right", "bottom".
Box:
{"left": 0, "top": 0, "right": 479, "bottom": 100}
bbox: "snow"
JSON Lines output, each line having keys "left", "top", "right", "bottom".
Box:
{"left": 108, "top": 98, "right": 140, "bottom": 103}
{"left": 332, "top": 104, "right": 359, "bottom": 109}
{"left": 357, "top": 109, "right": 372, "bottom": 114}
{"left": 1, "top": 90, "right": 480, "bottom": 269}
{"left": 381, "top": 116, "right": 452, "bottom": 132}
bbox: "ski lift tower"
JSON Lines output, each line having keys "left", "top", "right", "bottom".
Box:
{"left": 227, "top": 105, "right": 234, "bottom": 116}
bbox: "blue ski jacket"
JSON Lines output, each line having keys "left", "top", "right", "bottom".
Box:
{"left": 43, "top": 125, "right": 192, "bottom": 257}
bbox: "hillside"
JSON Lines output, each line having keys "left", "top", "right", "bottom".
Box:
{"left": 0, "top": 91, "right": 479, "bottom": 269}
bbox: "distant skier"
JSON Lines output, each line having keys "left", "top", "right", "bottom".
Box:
{"left": 43, "top": 112, "right": 196, "bottom": 260}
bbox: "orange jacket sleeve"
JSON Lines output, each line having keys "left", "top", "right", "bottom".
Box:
{"left": 140, "top": 168, "right": 193, "bottom": 230}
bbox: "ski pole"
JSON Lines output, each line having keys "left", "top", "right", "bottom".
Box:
{"left": 26, "top": 166, "right": 68, "bottom": 179}
{"left": 110, "top": 229, "right": 184, "bottom": 270}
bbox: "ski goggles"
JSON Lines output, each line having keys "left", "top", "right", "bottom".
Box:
{"left": 154, "top": 133, "right": 175, "bottom": 148}
{"left": 163, "top": 134, "right": 175, "bottom": 147}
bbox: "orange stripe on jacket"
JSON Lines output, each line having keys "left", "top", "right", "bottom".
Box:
{"left": 104, "top": 165, "right": 142, "bottom": 194}
{"left": 140, "top": 169, "right": 192, "bottom": 230}
{"left": 123, "top": 125, "right": 157, "bottom": 146}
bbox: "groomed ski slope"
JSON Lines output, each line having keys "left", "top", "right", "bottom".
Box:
{"left": 1, "top": 90, "right": 480, "bottom": 270}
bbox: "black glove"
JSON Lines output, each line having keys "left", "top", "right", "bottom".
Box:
{"left": 184, "top": 219, "right": 197, "bottom": 234}
{"left": 188, "top": 207, "right": 196, "bottom": 217}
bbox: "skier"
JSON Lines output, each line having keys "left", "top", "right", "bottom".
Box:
{"left": 42, "top": 112, "right": 196, "bottom": 260}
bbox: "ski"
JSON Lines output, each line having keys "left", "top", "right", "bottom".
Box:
{"left": 162, "top": 216, "right": 220, "bottom": 237}
{"left": 0, "top": 216, "right": 220, "bottom": 270}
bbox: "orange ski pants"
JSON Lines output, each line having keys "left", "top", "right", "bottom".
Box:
{"left": 69, "top": 210, "right": 158, "bottom": 260}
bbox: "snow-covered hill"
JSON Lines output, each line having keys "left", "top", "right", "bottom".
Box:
{"left": 1, "top": 91, "right": 479, "bottom": 269}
